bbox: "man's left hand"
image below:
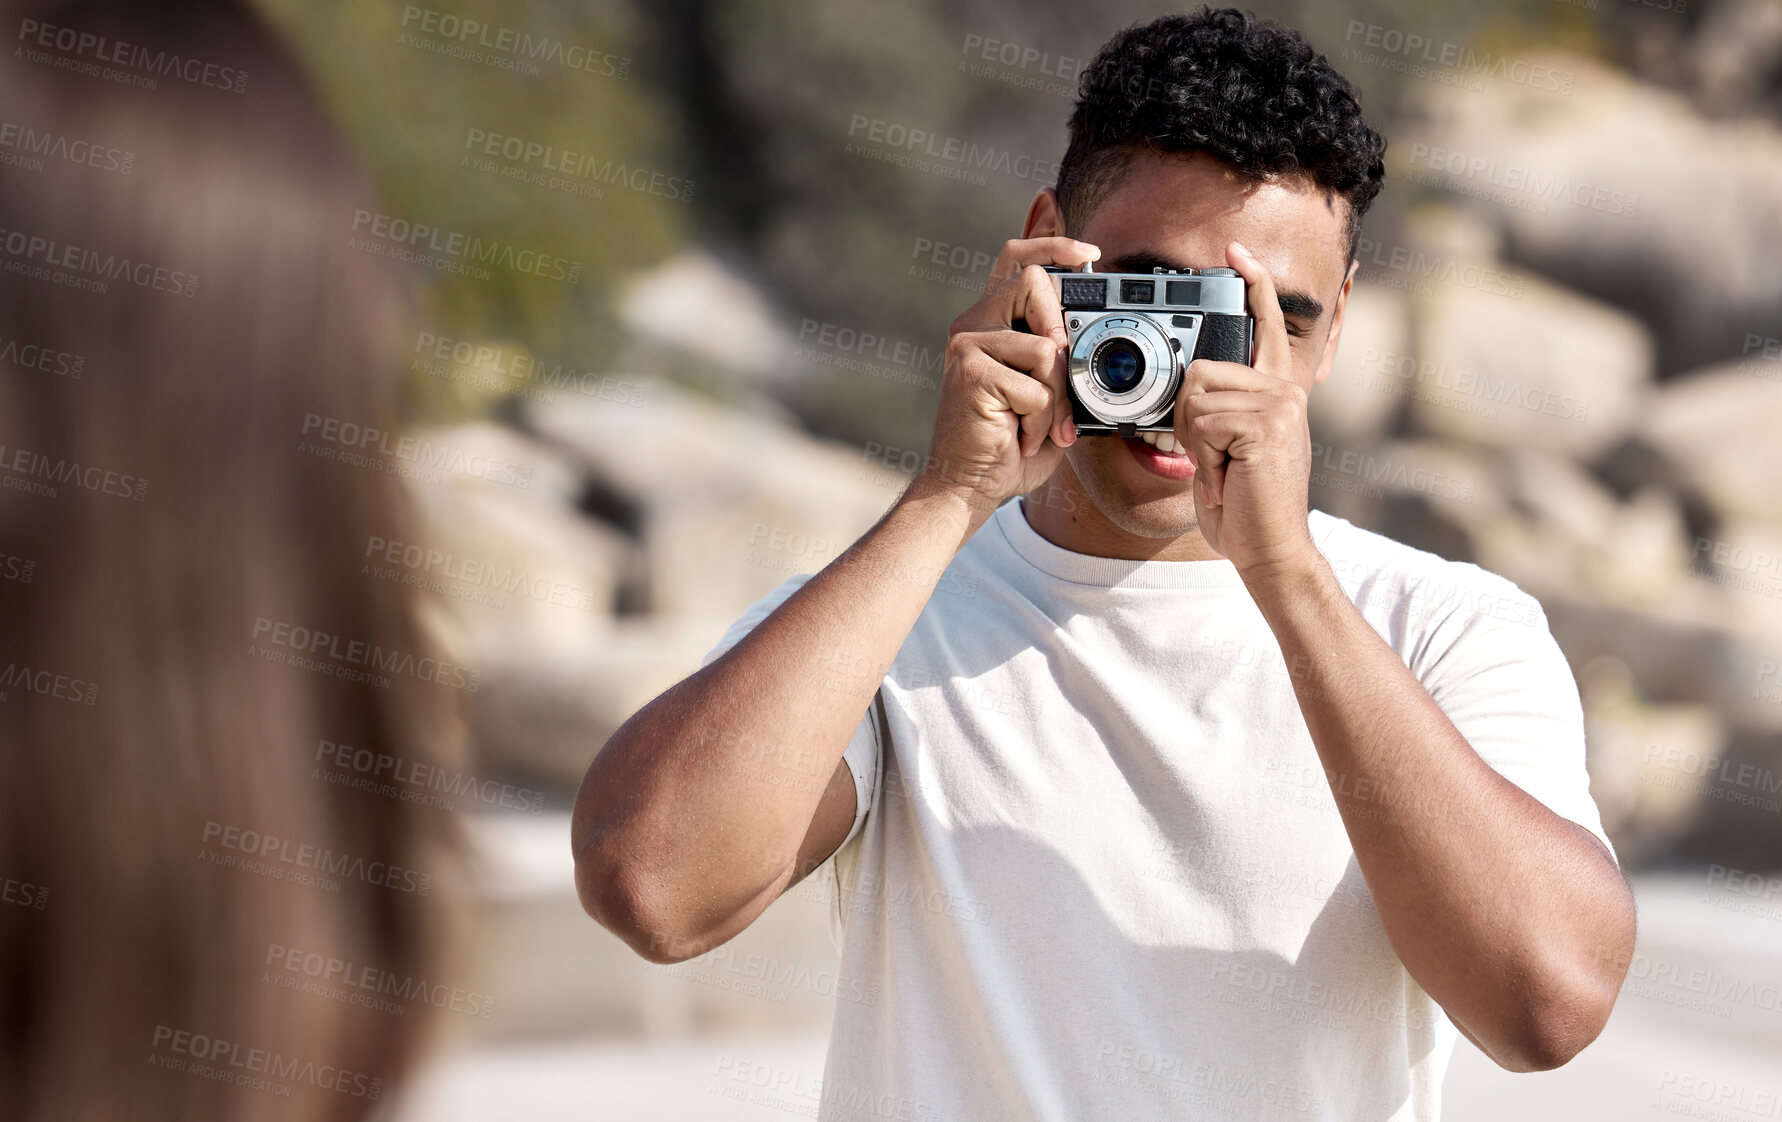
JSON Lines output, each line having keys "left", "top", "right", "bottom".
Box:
{"left": 1174, "top": 240, "right": 1319, "bottom": 579}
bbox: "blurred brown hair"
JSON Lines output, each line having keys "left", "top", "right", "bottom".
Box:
{"left": 0, "top": 1, "right": 462, "bottom": 1119}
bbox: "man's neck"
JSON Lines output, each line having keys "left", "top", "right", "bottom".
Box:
{"left": 1020, "top": 467, "right": 1225, "bottom": 563}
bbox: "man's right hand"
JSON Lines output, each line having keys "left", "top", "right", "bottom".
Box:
{"left": 913, "top": 237, "right": 1101, "bottom": 524}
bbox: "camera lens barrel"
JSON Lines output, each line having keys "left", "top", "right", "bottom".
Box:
{"left": 1066, "top": 314, "right": 1180, "bottom": 426}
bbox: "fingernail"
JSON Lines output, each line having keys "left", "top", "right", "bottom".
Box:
{"left": 1076, "top": 241, "right": 1100, "bottom": 257}
{"left": 1231, "top": 241, "right": 1252, "bottom": 260}
{"left": 1064, "top": 417, "right": 1077, "bottom": 443}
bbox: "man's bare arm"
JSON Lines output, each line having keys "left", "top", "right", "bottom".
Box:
{"left": 1178, "top": 240, "right": 1635, "bottom": 1071}
{"left": 1245, "top": 557, "right": 1635, "bottom": 1071}
{"left": 570, "top": 483, "right": 978, "bottom": 963}
{"left": 569, "top": 236, "right": 1099, "bottom": 964}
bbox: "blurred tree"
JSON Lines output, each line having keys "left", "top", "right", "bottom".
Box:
{"left": 256, "top": 0, "right": 692, "bottom": 419}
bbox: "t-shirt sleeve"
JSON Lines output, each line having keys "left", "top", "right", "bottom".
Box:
{"left": 1411, "top": 569, "right": 1618, "bottom": 867}
{"left": 699, "top": 574, "right": 879, "bottom": 855}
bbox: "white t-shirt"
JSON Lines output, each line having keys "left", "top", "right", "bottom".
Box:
{"left": 701, "top": 498, "right": 1615, "bottom": 1122}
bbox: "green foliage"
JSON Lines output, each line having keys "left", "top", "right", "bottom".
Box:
{"left": 254, "top": 0, "right": 691, "bottom": 420}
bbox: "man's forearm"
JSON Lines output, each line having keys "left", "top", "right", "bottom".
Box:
{"left": 571, "top": 479, "right": 986, "bottom": 958}
{"left": 1242, "top": 554, "right": 1635, "bottom": 1071}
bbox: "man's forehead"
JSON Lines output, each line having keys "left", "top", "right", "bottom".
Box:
{"left": 1077, "top": 152, "right": 1351, "bottom": 287}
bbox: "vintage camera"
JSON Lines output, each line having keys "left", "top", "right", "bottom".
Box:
{"left": 1043, "top": 264, "right": 1252, "bottom": 435}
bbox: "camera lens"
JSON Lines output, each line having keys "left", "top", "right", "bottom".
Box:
{"left": 1093, "top": 339, "right": 1144, "bottom": 394}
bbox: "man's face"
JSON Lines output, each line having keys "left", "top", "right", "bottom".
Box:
{"left": 1031, "top": 150, "right": 1355, "bottom": 542}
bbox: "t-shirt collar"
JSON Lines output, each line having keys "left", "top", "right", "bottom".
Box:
{"left": 998, "top": 496, "right": 1337, "bottom": 590}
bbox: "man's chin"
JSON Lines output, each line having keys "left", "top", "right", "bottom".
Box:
{"left": 1067, "top": 442, "right": 1200, "bottom": 539}
{"left": 1098, "top": 493, "right": 1200, "bottom": 540}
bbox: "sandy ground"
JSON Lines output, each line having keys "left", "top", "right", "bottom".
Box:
{"left": 398, "top": 869, "right": 1782, "bottom": 1121}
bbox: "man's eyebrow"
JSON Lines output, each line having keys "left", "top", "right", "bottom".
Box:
{"left": 1100, "top": 251, "right": 1324, "bottom": 322}
{"left": 1276, "top": 289, "right": 1323, "bottom": 322}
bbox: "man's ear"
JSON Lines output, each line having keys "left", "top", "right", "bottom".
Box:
{"left": 1312, "top": 259, "right": 1359, "bottom": 386}
{"left": 1024, "top": 187, "right": 1066, "bottom": 239}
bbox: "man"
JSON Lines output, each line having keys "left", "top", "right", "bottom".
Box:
{"left": 572, "top": 8, "right": 1636, "bottom": 1119}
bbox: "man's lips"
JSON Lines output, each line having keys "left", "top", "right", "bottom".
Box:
{"left": 1121, "top": 433, "right": 1197, "bottom": 481}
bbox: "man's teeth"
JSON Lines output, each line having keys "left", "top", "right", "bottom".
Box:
{"left": 1139, "top": 431, "right": 1186, "bottom": 455}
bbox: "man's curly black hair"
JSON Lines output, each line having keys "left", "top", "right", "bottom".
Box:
{"left": 1056, "top": 7, "right": 1386, "bottom": 264}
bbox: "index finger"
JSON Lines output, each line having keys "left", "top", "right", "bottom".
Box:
{"left": 1224, "top": 240, "right": 1291, "bottom": 378}
{"left": 986, "top": 236, "right": 1101, "bottom": 289}
{"left": 999, "top": 266, "right": 1074, "bottom": 446}
{"left": 1006, "top": 263, "right": 1068, "bottom": 345}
